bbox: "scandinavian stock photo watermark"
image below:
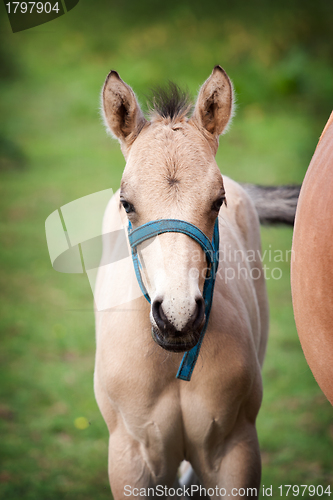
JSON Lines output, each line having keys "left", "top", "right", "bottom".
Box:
{"left": 123, "top": 483, "right": 332, "bottom": 497}
{"left": 45, "top": 188, "right": 294, "bottom": 311}
{"left": 189, "top": 243, "right": 294, "bottom": 283}
{"left": 124, "top": 484, "right": 259, "bottom": 497}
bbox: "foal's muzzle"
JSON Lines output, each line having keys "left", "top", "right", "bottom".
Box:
{"left": 151, "top": 298, "right": 205, "bottom": 352}
{"left": 128, "top": 218, "right": 219, "bottom": 380}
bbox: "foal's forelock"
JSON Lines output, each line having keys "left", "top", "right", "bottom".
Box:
{"left": 147, "top": 82, "right": 192, "bottom": 122}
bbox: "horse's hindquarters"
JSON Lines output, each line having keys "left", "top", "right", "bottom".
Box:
{"left": 291, "top": 112, "right": 333, "bottom": 405}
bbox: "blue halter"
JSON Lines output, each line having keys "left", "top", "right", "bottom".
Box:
{"left": 128, "top": 218, "right": 220, "bottom": 381}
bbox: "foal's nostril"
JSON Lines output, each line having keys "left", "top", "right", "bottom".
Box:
{"left": 152, "top": 300, "right": 167, "bottom": 331}
{"left": 192, "top": 297, "right": 205, "bottom": 331}
{"left": 152, "top": 297, "right": 205, "bottom": 337}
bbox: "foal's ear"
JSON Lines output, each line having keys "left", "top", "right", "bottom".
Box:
{"left": 190, "top": 66, "right": 234, "bottom": 153}
{"left": 102, "top": 71, "right": 147, "bottom": 157}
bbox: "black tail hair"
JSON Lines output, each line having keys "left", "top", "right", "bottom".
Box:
{"left": 241, "top": 184, "right": 301, "bottom": 226}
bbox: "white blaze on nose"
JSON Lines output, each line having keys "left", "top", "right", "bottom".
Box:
{"left": 153, "top": 268, "right": 201, "bottom": 331}
{"left": 139, "top": 233, "right": 203, "bottom": 331}
{"left": 162, "top": 295, "right": 199, "bottom": 331}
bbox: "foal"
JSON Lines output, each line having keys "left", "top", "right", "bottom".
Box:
{"left": 94, "top": 66, "right": 269, "bottom": 499}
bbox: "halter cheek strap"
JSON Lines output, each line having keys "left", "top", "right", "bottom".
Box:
{"left": 128, "top": 218, "right": 220, "bottom": 381}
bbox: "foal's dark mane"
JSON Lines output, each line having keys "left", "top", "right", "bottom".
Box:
{"left": 148, "top": 82, "right": 192, "bottom": 120}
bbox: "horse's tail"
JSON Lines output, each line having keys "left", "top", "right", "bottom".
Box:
{"left": 241, "top": 184, "right": 301, "bottom": 226}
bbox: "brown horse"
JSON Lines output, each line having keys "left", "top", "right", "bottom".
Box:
{"left": 291, "top": 112, "right": 333, "bottom": 406}
{"left": 94, "top": 67, "right": 297, "bottom": 499}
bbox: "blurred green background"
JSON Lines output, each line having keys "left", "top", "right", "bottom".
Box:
{"left": 0, "top": 0, "right": 332, "bottom": 498}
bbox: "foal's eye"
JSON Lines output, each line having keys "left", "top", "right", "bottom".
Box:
{"left": 211, "top": 196, "right": 226, "bottom": 212}
{"left": 120, "top": 199, "right": 135, "bottom": 214}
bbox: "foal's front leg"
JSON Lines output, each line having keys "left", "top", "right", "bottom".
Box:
{"left": 107, "top": 430, "right": 181, "bottom": 500}
{"left": 198, "top": 418, "right": 261, "bottom": 500}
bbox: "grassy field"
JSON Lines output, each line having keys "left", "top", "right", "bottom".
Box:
{"left": 0, "top": 1, "right": 332, "bottom": 498}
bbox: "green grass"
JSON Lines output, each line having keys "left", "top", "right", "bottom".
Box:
{"left": 1, "top": 1, "right": 332, "bottom": 498}
{"left": 259, "top": 227, "right": 333, "bottom": 494}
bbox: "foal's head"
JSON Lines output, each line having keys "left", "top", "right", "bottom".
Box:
{"left": 102, "top": 66, "right": 234, "bottom": 352}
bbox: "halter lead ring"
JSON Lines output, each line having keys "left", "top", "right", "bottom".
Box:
{"left": 128, "top": 218, "right": 220, "bottom": 381}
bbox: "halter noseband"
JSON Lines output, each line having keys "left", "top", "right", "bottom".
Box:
{"left": 128, "top": 218, "right": 220, "bottom": 381}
